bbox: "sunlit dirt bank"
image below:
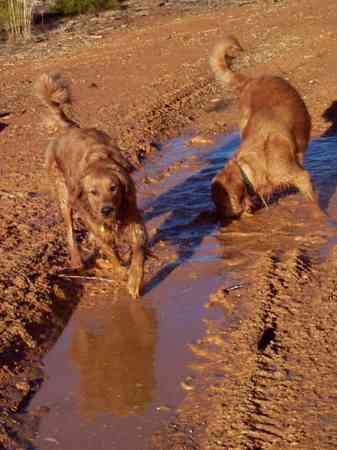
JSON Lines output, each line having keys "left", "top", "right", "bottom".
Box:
{"left": 2, "top": 0, "right": 337, "bottom": 448}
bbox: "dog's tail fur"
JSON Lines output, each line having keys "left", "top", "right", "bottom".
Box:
{"left": 35, "top": 72, "right": 76, "bottom": 130}
{"left": 209, "top": 35, "right": 248, "bottom": 89}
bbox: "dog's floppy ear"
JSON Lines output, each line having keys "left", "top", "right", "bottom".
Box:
{"left": 212, "top": 160, "right": 248, "bottom": 218}
{"left": 113, "top": 167, "right": 138, "bottom": 216}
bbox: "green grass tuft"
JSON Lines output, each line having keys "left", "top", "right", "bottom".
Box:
{"left": 51, "top": 0, "right": 122, "bottom": 15}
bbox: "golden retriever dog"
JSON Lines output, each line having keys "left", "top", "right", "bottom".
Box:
{"left": 210, "top": 36, "right": 315, "bottom": 219}
{"left": 35, "top": 72, "right": 147, "bottom": 299}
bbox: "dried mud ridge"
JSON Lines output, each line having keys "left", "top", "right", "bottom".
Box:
{"left": 154, "top": 241, "right": 337, "bottom": 449}
{"left": 122, "top": 77, "right": 218, "bottom": 157}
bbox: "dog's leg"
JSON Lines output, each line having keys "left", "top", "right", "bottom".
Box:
{"left": 45, "top": 139, "right": 58, "bottom": 173}
{"left": 291, "top": 168, "right": 330, "bottom": 219}
{"left": 57, "top": 180, "right": 83, "bottom": 268}
{"left": 75, "top": 205, "right": 123, "bottom": 267}
{"left": 95, "top": 236, "right": 122, "bottom": 268}
{"left": 297, "top": 152, "right": 305, "bottom": 167}
{"left": 127, "top": 221, "right": 147, "bottom": 299}
{"left": 291, "top": 167, "right": 315, "bottom": 201}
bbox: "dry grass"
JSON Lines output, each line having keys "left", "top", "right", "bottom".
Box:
{"left": 7, "top": 0, "right": 36, "bottom": 41}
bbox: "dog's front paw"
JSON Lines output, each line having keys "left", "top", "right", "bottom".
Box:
{"left": 127, "top": 276, "right": 141, "bottom": 299}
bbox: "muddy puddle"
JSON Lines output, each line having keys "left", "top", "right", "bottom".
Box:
{"left": 24, "top": 133, "right": 337, "bottom": 450}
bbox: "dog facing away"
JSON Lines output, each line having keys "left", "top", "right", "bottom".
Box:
{"left": 209, "top": 36, "right": 315, "bottom": 219}
{"left": 35, "top": 72, "right": 147, "bottom": 299}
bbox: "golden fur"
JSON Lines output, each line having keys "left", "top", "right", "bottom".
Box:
{"left": 210, "top": 36, "right": 314, "bottom": 218}
{"left": 35, "top": 72, "right": 147, "bottom": 298}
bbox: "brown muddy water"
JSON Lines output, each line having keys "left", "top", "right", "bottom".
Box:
{"left": 25, "top": 133, "right": 337, "bottom": 450}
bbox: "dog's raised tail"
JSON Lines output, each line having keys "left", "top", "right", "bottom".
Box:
{"left": 35, "top": 72, "right": 76, "bottom": 130}
{"left": 209, "top": 36, "right": 247, "bottom": 88}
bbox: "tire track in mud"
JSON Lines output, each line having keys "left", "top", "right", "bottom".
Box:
{"left": 240, "top": 245, "right": 337, "bottom": 450}
{"left": 240, "top": 247, "right": 320, "bottom": 449}
{"left": 120, "top": 76, "right": 219, "bottom": 154}
{"left": 153, "top": 239, "right": 337, "bottom": 450}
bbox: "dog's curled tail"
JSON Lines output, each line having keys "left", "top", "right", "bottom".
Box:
{"left": 35, "top": 72, "right": 76, "bottom": 130}
{"left": 209, "top": 35, "right": 247, "bottom": 89}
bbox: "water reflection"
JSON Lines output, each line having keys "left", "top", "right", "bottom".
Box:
{"left": 69, "top": 300, "right": 157, "bottom": 419}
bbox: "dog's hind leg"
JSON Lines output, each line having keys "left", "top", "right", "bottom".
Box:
{"left": 296, "top": 151, "right": 305, "bottom": 167}
{"left": 269, "top": 134, "right": 315, "bottom": 202}
{"left": 45, "top": 140, "right": 58, "bottom": 173}
{"left": 57, "top": 179, "right": 83, "bottom": 268}
{"left": 291, "top": 167, "right": 315, "bottom": 201}
{"left": 291, "top": 167, "right": 329, "bottom": 219}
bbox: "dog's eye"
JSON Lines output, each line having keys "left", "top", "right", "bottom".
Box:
{"left": 90, "top": 189, "right": 98, "bottom": 196}
{"left": 110, "top": 185, "right": 117, "bottom": 192}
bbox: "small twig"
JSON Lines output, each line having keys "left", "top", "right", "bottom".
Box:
{"left": 0, "top": 111, "right": 12, "bottom": 119}
{"left": 56, "top": 274, "right": 117, "bottom": 284}
{"left": 220, "top": 231, "right": 264, "bottom": 237}
{"left": 223, "top": 283, "right": 245, "bottom": 294}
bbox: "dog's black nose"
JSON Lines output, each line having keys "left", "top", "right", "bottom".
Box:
{"left": 101, "top": 206, "right": 114, "bottom": 217}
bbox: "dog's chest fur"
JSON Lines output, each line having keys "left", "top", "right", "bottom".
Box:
{"left": 99, "top": 222, "right": 132, "bottom": 261}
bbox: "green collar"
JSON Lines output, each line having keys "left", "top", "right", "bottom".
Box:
{"left": 236, "top": 161, "right": 255, "bottom": 195}
{"left": 235, "top": 160, "right": 269, "bottom": 209}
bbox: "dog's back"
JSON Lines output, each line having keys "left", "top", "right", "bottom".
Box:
{"left": 35, "top": 73, "right": 134, "bottom": 182}
{"left": 239, "top": 76, "right": 311, "bottom": 155}
{"left": 210, "top": 37, "right": 311, "bottom": 156}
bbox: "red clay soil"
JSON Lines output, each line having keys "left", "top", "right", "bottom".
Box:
{"left": 1, "top": 0, "right": 337, "bottom": 447}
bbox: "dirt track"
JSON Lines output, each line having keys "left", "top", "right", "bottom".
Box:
{"left": 153, "top": 247, "right": 337, "bottom": 449}
{"left": 1, "top": 0, "right": 337, "bottom": 448}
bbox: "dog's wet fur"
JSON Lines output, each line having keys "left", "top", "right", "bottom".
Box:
{"left": 210, "top": 36, "right": 315, "bottom": 219}
{"left": 35, "top": 72, "right": 147, "bottom": 298}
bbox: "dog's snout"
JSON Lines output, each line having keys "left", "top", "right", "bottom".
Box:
{"left": 101, "top": 206, "right": 114, "bottom": 217}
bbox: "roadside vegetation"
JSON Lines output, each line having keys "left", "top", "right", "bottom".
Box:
{"left": 0, "top": 0, "right": 123, "bottom": 41}
{"left": 0, "top": 0, "right": 35, "bottom": 40}
{"left": 51, "top": 0, "right": 122, "bottom": 15}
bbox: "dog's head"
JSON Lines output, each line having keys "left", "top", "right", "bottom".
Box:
{"left": 211, "top": 160, "right": 249, "bottom": 219}
{"left": 78, "top": 164, "right": 131, "bottom": 224}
